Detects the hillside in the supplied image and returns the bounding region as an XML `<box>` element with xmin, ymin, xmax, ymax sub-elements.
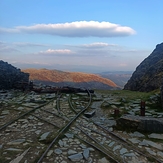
<box><xmin>124</xmin><ymin>42</ymin><xmax>163</xmax><ymax>92</ymax></box>
<box><xmin>23</xmin><ymin>68</ymin><xmax>119</xmax><ymax>90</ymax></box>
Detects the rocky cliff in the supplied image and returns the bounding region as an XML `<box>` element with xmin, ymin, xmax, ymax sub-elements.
<box><xmin>0</xmin><ymin>60</ymin><xmax>29</xmax><ymax>90</ymax></box>
<box><xmin>124</xmin><ymin>43</ymin><xmax>163</xmax><ymax>92</ymax></box>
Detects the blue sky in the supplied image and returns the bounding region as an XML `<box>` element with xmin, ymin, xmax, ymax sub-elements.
<box><xmin>0</xmin><ymin>0</ymin><xmax>163</xmax><ymax>73</ymax></box>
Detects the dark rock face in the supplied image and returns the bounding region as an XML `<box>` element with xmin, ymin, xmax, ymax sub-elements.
<box><xmin>124</xmin><ymin>43</ymin><xmax>163</xmax><ymax>92</ymax></box>
<box><xmin>0</xmin><ymin>60</ymin><xmax>29</xmax><ymax>90</ymax></box>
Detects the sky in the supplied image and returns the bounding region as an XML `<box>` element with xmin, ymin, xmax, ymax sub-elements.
<box><xmin>0</xmin><ymin>0</ymin><xmax>163</xmax><ymax>73</ymax></box>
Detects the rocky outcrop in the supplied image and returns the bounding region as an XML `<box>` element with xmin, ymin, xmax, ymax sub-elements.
<box><xmin>124</xmin><ymin>43</ymin><xmax>163</xmax><ymax>92</ymax></box>
<box><xmin>0</xmin><ymin>60</ymin><xmax>29</xmax><ymax>90</ymax></box>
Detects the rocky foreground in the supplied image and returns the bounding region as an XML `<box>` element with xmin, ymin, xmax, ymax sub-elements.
<box><xmin>0</xmin><ymin>89</ymin><xmax>163</xmax><ymax>163</ymax></box>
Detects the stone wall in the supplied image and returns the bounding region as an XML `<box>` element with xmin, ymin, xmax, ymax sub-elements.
<box><xmin>0</xmin><ymin>60</ymin><xmax>29</xmax><ymax>90</ymax></box>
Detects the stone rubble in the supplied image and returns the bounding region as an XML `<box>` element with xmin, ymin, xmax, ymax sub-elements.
<box><xmin>0</xmin><ymin>90</ymin><xmax>163</xmax><ymax>162</ymax></box>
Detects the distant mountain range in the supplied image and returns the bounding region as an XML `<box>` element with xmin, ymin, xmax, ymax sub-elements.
<box><xmin>23</xmin><ymin>68</ymin><xmax>127</xmax><ymax>90</ymax></box>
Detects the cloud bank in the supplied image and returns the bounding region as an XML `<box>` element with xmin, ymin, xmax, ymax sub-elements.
<box><xmin>0</xmin><ymin>21</ymin><xmax>135</xmax><ymax>37</ymax></box>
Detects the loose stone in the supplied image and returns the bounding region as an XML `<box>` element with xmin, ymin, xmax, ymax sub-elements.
<box><xmin>7</xmin><ymin>139</ymin><xmax>26</xmax><ymax>145</ymax></box>
<box><xmin>5</xmin><ymin>148</ymin><xmax>23</xmax><ymax>152</ymax></box>
<box><xmin>108</xmin><ymin>141</ymin><xmax>115</xmax><ymax>147</ymax></box>
<box><xmin>83</xmin><ymin>148</ymin><xmax>89</xmax><ymax>160</ymax></box>
<box><xmin>80</xmin><ymin>144</ymin><xmax>87</xmax><ymax>149</ymax></box>
<box><xmin>47</xmin><ymin>150</ymin><xmax>53</xmax><ymax>157</ymax></box>
<box><xmin>65</xmin><ymin>133</ymin><xmax>74</xmax><ymax>138</ymax></box>
<box><xmin>148</xmin><ymin>133</ymin><xmax>163</xmax><ymax>140</ymax></box>
<box><xmin>129</xmin><ymin>131</ymin><xmax>145</xmax><ymax>138</ymax></box>
<box><xmin>120</xmin><ymin>148</ymin><xmax>128</xmax><ymax>155</ymax></box>
<box><xmin>68</xmin><ymin>153</ymin><xmax>83</xmax><ymax>162</ymax></box>
<box><xmin>39</xmin><ymin>132</ymin><xmax>51</xmax><ymax>141</ymax></box>
<box><xmin>98</xmin><ymin>157</ymin><xmax>109</xmax><ymax>163</ymax></box>
<box><xmin>58</xmin><ymin>140</ymin><xmax>64</xmax><ymax>147</ymax></box>
<box><xmin>68</xmin><ymin>149</ymin><xmax>77</xmax><ymax>155</ymax></box>
<box><xmin>113</xmin><ymin>145</ymin><xmax>121</xmax><ymax>152</ymax></box>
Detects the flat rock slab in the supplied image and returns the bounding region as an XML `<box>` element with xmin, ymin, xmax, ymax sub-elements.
<box><xmin>54</xmin><ymin>149</ymin><xmax>62</xmax><ymax>155</ymax></box>
<box><xmin>65</xmin><ymin>133</ymin><xmax>74</xmax><ymax>138</ymax></box>
<box><xmin>7</xmin><ymin>139</ymin><xmax>26</xmax><ymax>145</ymax></box>
<box><xmin>148</xmin><ymin>133</ymin><xmax>163</xmax><ymax>140</ymax></box>
<box><xmin>68</xmin><ymin>153</ymin><xmax>83</xmax><ymax>162</ymax></box>
<box><xmin>84</xmin><ymin>110</ymin><xmax>95</xmax><ymax>118</ymax></box>
<box><xmin>68</xmin><ymin>149</ymin><xmax>77</xmax><ymax>155</ymax></box>
<box><xmin>98</xmin><ymin>157</ymin><xmax>109</xmax><ymax>163</ymax></box>
<box><xmin>117</xmin><ymin>115</ymin><xmax>163</xmax><ymax>133</ymax></box>
<box><xmin>140</xmin><ymin>139</ymin><xmax>163</xmax><ymax>150</ymax></box>
<box><xmin>83</xmin><ymin>148</ymin><xmax>89</xmax><ymax>160</ymax></box>
<box><xmin>129</xmin><ymin>131</ymin><xmax>145</xmax><ymax>138</ymax></box>
<box><xmin>39</xmin><ymin>131</ymin><xmax>51</xmax><ymax>141</ymax></box>
<box><xmin>5</xmin><ymin>148</ymin><xmax>23</xmax><ymax>152</ymax></box>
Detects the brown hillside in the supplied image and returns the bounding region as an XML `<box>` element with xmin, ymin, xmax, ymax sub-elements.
<box><xmin>23</xmin><ymin>68</ymin><xmax>117</xmax><ymax>87</ymax></box>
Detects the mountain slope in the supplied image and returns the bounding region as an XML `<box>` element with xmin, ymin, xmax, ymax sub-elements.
<box><xmin>124</xmin><ymin>42</ymin><xmax>163</xmax><ymax>92</ymax></box>
<box><xmin>0</xmin><ymin>60</ymin><xmax>29</xmax><ymax>89</ymax></box>
<box><xmin>23</xmin><ymin>68</ymin><xmax>119</xmax><ymax>90</ymax></box>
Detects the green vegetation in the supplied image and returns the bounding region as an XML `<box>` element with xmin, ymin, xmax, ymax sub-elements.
<box><xmin>96</xmin><ymin>89</ymin><xmax>160</xmax><ymax>102</ymax></box>
<box><xmin>95</xmin><ymin>89</ymin><xmax>162</xmax><ymax>121</ymax></box>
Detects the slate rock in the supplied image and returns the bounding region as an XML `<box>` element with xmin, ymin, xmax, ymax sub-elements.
<box><xmin>5</xmin><ymin>148</ymin><xmax>23</xmax><ymax>152</ymax></box>
<box><xmin>54</xmin><ymin>149</ymin><xmax>62</xmax><ymax>155</ymax></box>
<box><xmin>7</xmin><ymin>139</ymin><xmax>26</xmax><ymax>145</ymax></box>
<box><xmin>68</xmin><ymin>153</ymin><xmax>83</xmax><ymax>162</ymax></box>
<box><xmin>148</xmin><ymin>133</ymin><xmax>163</xmax><ymax>140</ymax></box>
<box><xmin>65</xmin><ymin>133</ymin><xmax>74</xmax><ymax>138</ymax></box>
<box><xmin>120</xmin><ymin>148</ymin><xmax>128</xmax><ymax>155</ymax></box>
<box><xmin>39</xmin><ymin>132</ymin><xmax>50</xmax><ymax>141</ymax></box>
<box><xmin>83</xmin><ymin>148</ymin><xmax>89</xmax><ymax>160</ymax></box>
<box><xmin>98</xmin><ymin>157</ymin><xmax>109</xmax><ymax>163</ymax></box>
<box><xmin>68</xmin><ymin>149</ymin><xmax>77</xmax><ymax>155</ymax></box>
<box><xmin>129</xmin><ymin>131</ymin><xmax>145</xmax><ymax>138</ymax></box>
<box><xmin>58</xmin><ymin>140</ymin><xmax>64</xmax><ymax>147</ymax></box>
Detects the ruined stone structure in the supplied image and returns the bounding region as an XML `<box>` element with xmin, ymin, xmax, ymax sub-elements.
<box><xmin>0</xmin><ymin>60</ymin><xmax>29</xmax><ymax>90</ymax></box>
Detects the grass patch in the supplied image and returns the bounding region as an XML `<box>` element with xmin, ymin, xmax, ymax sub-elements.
<box><xmin>96</xmin><ymin>90</ymin><xmax>160</xmax><ymax>102</ymax></box>
<box><xmin>96</xmin><ymin>89</ymin><xmax>163</xmax><ymax>112</ymax></box>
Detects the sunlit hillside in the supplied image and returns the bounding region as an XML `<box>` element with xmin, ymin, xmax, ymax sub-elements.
<box><xmin>23</xmin><ymin>68</ymin><xmax>118</xmax><ymax>88</ymax></box>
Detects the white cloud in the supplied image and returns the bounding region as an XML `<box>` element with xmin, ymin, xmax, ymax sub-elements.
<box><xmin>38</xmin><ymin>49</ymin><xmax>74</xmax><ymax>55</ymax></box>
<box><xmin>82</xmin><ymin>42</ymin><xmax>116</xmax><ymax>48</ymax></box>
<box><xmin>0</xmin><ymin>27</ymin><xmax>19</xmax><ymax>33</ymax></box>
<box><xmin>0</xmin><ymin>21</ymin><xmax>136</xmax><ymax>37</ymax></box>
